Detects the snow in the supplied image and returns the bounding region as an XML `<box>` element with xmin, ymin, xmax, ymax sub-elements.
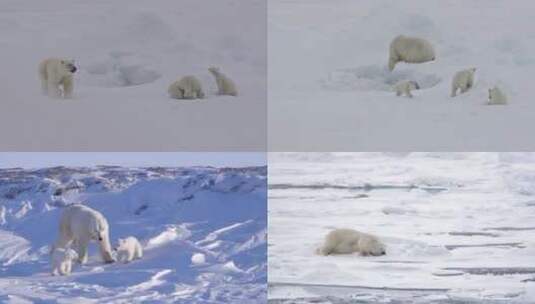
<box><xmin>268</xmin><ymin>153</ymin><xmax>535</xmax><ymax>303</ymax></box>
<box><xmin>0</xmin><ymin>165</ymin><xmax>267</xmax><ymax>303</ymax></box>
<box><xmin>268</xmin><ymin>0</ymin><xmax>535</xmax><ymax>151</ymax></box>
<box><xmin>0</xmin><ymin>0</ymin><xmax>266</xmax><ymax>150</ymax></box>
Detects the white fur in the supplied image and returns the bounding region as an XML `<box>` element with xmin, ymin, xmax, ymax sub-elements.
<box><xmin>52</xmin><ymin>204</ymin><xmax>114</xmax><ymax>264</ymax></box>
<box><xmin>115</xmin><ymin>236</ymin><xmax>143</xmax><ymax>263</ymax></box>
<box><xmin>38</xmin><ymin>58</ymin><xmax>77</xmax><ymax>98</ymax></box>
<box><xmin>316</xmin><ymin>229</ymin><xmax>386</xmax><ymax>256</ymax></box>
<box><xmin>208</xmin><ymin>67</ymin><xmax>238</xmax><ymax>96</ymax></box>
<box><xmin>488</xmin><ymin>86</ymin><xmax>507</xmax><ymax>105</ymax></box>
<box><xmin>388</xmin><ymin>35</ymin><xmax>436</xmax><ymax>71</ymax></box>
<box><xmin>451</xmin><ymin>68</ymin><xmax>476</xmax><ymax>97</ymax></box>
<box><xmin>394</xmin><ymin>80</ymin><xmax>420</xmax><ymax>98</ymax></box>
<box><xmin>168</xmin><ymin>76</ymin><xmax>205</xmax><ymax>99</ymax></box>
<box><xmin>51</xmin><ymin>247</ymin><xmax>78</xmax><ymax>276</ymax></box>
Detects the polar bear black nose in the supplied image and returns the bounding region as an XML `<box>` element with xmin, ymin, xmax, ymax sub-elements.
<box><xmin>70</xmin><ymin>66</ymin><xmax>77</xmax><ymax>73</ymax></box>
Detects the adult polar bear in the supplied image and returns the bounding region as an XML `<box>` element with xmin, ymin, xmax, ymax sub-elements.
<box><xmin>388</xmin><ymin>35</ymin><xmax>436</xmax><ymax>71</ymax></box>
<box><xmin>53</xmin><ymin>204</ymin><xmax>114</xmax><ymax>264</ymax></box>
<box><xmin>317</xmin><ymin>228</ymin><xmax>386</xmax><ymax>256</ymax></box>
<box><xmin>38</xmin><ymin>58</ymin><xmax>77</xmax><ymax>98</ymax></box>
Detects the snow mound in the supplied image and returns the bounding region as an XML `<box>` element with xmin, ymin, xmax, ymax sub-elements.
<box><xmin>322</xmin><ymin>65</ymin><xmax>441</xmax><ymax>92</ymax></box>
<box><xmin>191</xmin><ymin>253</ymin><xmax>206</xmax><ymax>265</ymax></box>
<box><xmin>79</xmin><ymin>52</ymin><xmax>161</xmax><ymax>87</ymax></box>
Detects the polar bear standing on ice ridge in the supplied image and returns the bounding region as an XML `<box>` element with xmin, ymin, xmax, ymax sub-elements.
<box><xmin>388</xmin><ymin>35</ymin><xmax>436</xmax><ymax>71</ymax></box>
<box><xmin>38</xmin><ymin>58</ymin><xmax>77</xmax><ymax>98</ymax></box>
<box><xmin>52</xmin><ymin>204</ymin><xmax>115</xmax><ymax>264</ymax></box>
<box><xmin>51</xmin><ymin>247</ymin><xmax>78</xmax><ymax>276</ymax></box>
<box><xmin>115</xmin><ymin>236</ymin><xmax>143</xmax><ymax>263</ymax></box>
<box><xmin>451</xmin><ymin>68</ymin><xmax>476</xmax><ymax>97</ymax></box>
<box><xmin>208</xmin><ymin>67</ymin><xmax>238</xmax><ymax>96</ymax></box>
<box><xmin>168</xmin><ymin>76</ymin><xmax>205</xmax><ymax>99</ymax></box>
<box><xmin>316</xmin><ymin>228</ymin><xmax>386</xmax><ymax>256</ymax></box>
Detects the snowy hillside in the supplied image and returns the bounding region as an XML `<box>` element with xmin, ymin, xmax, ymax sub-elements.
<box><xmin>268</xmin><ymin>153</ymin><xmax>535</xmax><ymax>303</ymax></box>
<box><xmin>269</xmin><ymin>0</ymin><xmax>535</xmax><ymax>151</ymax></box>
<box><xmin>0</xmin><ymin>0</ymin><xmax>266</xmax><ymax>150</ymax></box>
<box><xmin>0</xmin><ymin>165</ymin><xmax>267</xmax><ymax>303</ymax></box>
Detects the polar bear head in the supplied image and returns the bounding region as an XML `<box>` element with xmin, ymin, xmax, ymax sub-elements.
<box><xmin>208</xmin><ymin>66</ymin><xmax>220</xmax><ymax>74</ymax></box>
<box><xmin>409</xmin><ymin>81</ymin><xmax>420</xmax><ymax>90</ymax></box>
<box><xmin>60</xmin><ymin>59</ymin><xmax>77</xmax><ymax>74</ymax></box>
<box><xmin>359</xmin><ymin>236</ymin><xmax>386</xmax><ymax>256</ymax></box>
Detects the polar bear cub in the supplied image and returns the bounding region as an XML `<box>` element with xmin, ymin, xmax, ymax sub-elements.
<box><xmin>115</xmin><ymin>236</ymin><xmax>143</xmax><ymax>263</ymax></box>
<box><xmin>39</xmin><ymin>58</ymin><xmax>77</xmax><ymax>98</ymax></box>
<box><xmin>394</xmin><ymin>80</ymin><xmax>420</xmax><ymax>98</ymax></box>
<box><xmin>488</xmin><ymin>86</ymin><xmax>507</xmax><ymax>105</ymax></box>
<box><xmin>317</xmin><ymin>228</ymin><xmax>386</xmax><ymax>256</ymax></box>
<box><xmin>51</xmin><ymin>247</ymin><xmax>78</xmax><ymax>276</ymax></box>
<box><xmin>388</xmin><ymin>35</ymin><xmax>436</xmax><ymax>71</ymax></box>
<box><xmin>451</xmin><ymin>68</ymin><xmax>476</xmax><ymax>97</ymax></box>
<box><xmin>168</xmin><ymin>76</ymin><xmax>205</xmax><ymax>99</ymax></box>
<box><xmin>208</xmin><ymin>67</ymin><xmax>238</xmax><ymax>96</ymax></box>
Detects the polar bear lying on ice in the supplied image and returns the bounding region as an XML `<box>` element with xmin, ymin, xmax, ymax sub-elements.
<box><xmin>52</xmin><ymin>204</ymin><xmax>115</xmax><ymax>264</ymax></box>
<box><xmin>394</xmin><ymin>80</ymin><xmax>420</xmax><ymax>98</ymax></box>
<box><xmin>114</xmin><ymin>236</ymin><xmax>143</xmax><ymax>263</ymax></box>
<box><xmin>39</xmin><ymin>58</ymin><xmax>77</xmax><ymax>98</ymax></box>
<box><xmin>168</xmin><ymin>76</ymin><xmax>205</xmax><ymax>99</ymax></box>
<box><xmin>388</xmin><ymin>35</ymin><xmax>436</xmax><ymax>71</ymax></box>
<box><xmin>316</xmin><ymin>228</ymin><xmax>386</xmax><ymax>256</ymax></box>
<box><xmin>51</xmin><ymin>247</ymin><xmax>78</xmax><ymax>276</ymax></box>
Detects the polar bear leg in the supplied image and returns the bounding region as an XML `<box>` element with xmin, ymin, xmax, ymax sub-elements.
<box><xmin>197</xmin><ymin>89</ymin><xmax>205</xmax><ymax>99</ymax></box>
<box><xmin>451</xmin><ymin>85</ymin><xmax>458</xmax><ymax>97</ymax></box>
<box><xmin>63</xmin><ymin>77</ymin><xmax>73</xmax><ymax>99</ymax></box>
<box><xmin>75</xmin><ymin>238</ymin><xmax>89</xmax><ymax>264</ymax></box>
<box><xmin>59</xmin><ymin>261</ymin><xmax>68</xmax><ymax>275</ymax></box>
<box><xmin>460</xmin><ymin>84</ymin><xmax>469</xmax><ymax>93</ymax></box>
<box><xmin>41</xmin><ymin>78</ymin><xmax>49</xmax><ymax>95</ymax></box>
<box><xmin>47</xmin><ymin>78</ymin><xmax>61</xmax><ymax>98</ymax></box>
<box><xmin>135</xmin><ymin>244</ymin><xmax>143</xmax><ymax>259</ymax></box>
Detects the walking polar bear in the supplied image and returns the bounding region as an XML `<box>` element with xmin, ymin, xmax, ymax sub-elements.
<box><xmin>394</xmin><ymin>80</ymin><xmax>420</xmax><ymax>98</ymax></box>
<box><xmin>52</xmin><ymin>204</ymin><xmax>114</xmax><ymax>264</ymax></box>
<box><xmin>51</xmin><ymin>247</ymin><xmax>78</xmax><ymax>276</ymax></box>
<box><xmin>316</xmin><ymin>229</ymin><xmax>386</xmax><ymax>256</ymax></box>
<box><xmin>168</xmin><ymin>76</ymin><xmax>205</xmax><ymax>99</ymax></box>
<box><xmin>451</xmin><ymin>68</ymin><xmax>476</xmax><ymax>97</ymax></box>
<box><xmin>39</xmin><ymin>58</ymin><xmax>77</xmax><ymax>98</ymax></box>
<box><xmin>115</xmin><ymin>236</ymin><xmax>143</xmax><ymax>263</ymax></box>
<box><xmin>208</xmin><ymin>67</ymin><xmax>238</xmax><ymax>96</ymax></box>
<box><xmin>388</xmin><ymin>35</ymin><xmax>436</xmax><ymax>71</ymax></box>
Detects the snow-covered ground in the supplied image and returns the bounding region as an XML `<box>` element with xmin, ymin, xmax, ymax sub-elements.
<box><xmin>268</xmin><ymin>0</ymin><xmax>535</xmax><ymax>151</ymax></box>
<box><xmin>268</xmin><ymin>153</ymin><xmax>535</xmax><ymax>303</ymax></box>
<box><xmin>0</xmin><ymin>0</ymin><xmax>266</xmax><ymax>150</ymax></box>
<box><xmin>0</xmin><ymin>165</ymin><xmax>267</xmax><ymax>303</ymax></box>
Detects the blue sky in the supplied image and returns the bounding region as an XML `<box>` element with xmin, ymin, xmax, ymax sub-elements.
<box><xmin>0</xmin><ymin>153</ymin><xmax>266</xmax><ymax>168</ymax></box>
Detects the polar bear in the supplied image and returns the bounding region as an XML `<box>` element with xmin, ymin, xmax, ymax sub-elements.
<box><xmin>51</xmin><ymin>247</ymin><xmax>78</xmax><ymax>276</ymax></box>
<box><xmin>52</xmin><ymin>204</ymin><xmax>114</xmax><ymax>264</ymax></box>
<box><xmin>114</xmin><ymin>236</ymin><xmax>143</xmax><ymax>263</ymax></box>
<box><xmin>38</xmin><ymin>58</ymin><xmax>77</xmax><ymax>98</ymax></box>
<box><xmin>388</xmin><ymin>35</ymin><xmax>436</xmax><ymax>71</ymax></box>
<box><xmin>208</xmin><ymin>67</ymin><xmax>238</xmax><ymax>96</ymax></box>
<box><xmin>451</xmin><ymin>68</ymin><xmax>476</xmax><ymax>97</ymax></box>
<box><xmin>316</xmin><ymin>228</ymin><xmax>386</xmax><ymax>256</ymax></box>
<box><xmin>168</xmin><ymin>76</ymin><xmax>205</xmax><ymax>99</ymax></box>
<box><xmin>488</xmin><ymin>86</ymin><xmax>507</xmax><ymax>105</ymax></box>
<box><xmin>394</xmin><ymin>80</ymin><xmax>420</xmax><ymax>98</ymax></box>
